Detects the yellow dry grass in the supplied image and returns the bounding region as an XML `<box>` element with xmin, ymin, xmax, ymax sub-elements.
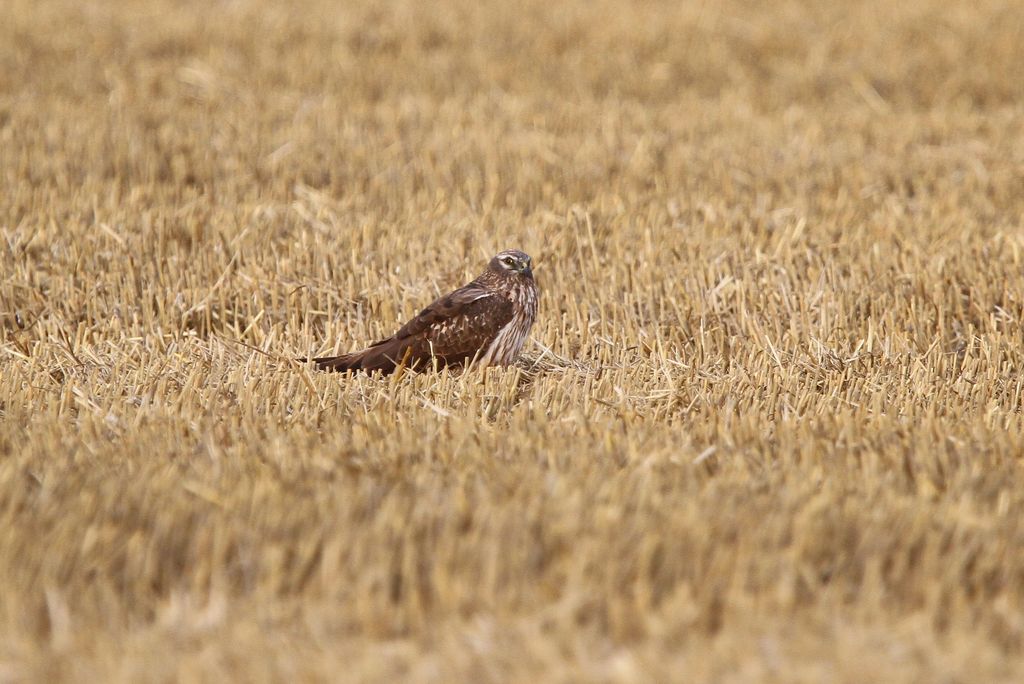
<box><xmin>3</xmin><ymin>0</ymin><xmax>1024</xmax><ymax>681</ymax></box>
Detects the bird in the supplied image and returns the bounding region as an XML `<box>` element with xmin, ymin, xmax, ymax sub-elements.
<box><xmin>310</xmin><ymin>249</ymin><xmax>538</xmax><ymax>374</ymax></box>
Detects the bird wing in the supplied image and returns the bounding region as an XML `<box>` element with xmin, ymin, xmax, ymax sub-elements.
<box><xmin>392</xmin><ymin>284</ymin><xmax>503</xmax><ymax>339</ymax></box>
<box><xmin>355</xmin><ymin>284</ymin><xmax>514</xmax><ymax>370</ymax></box>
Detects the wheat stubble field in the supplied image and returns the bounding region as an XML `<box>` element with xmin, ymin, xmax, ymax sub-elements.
<box><xmin>3</xmin><ymin>0</ymin><xmax>1024</xmax><ymax>681</ymax></box>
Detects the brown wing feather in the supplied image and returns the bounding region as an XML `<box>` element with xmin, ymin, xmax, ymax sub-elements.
<box><xmin>314</xmin><ymin>284</ymin><xmax>513</xmax><ymax>374</ymax></box>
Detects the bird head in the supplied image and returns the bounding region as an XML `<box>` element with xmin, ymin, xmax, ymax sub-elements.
<box><xmin>490</xmin><ymin>249</ymin><xmax>533</xmax><ymax>279</ymax></box>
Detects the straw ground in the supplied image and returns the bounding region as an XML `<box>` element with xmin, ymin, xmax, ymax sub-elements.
<box><xmin>2</xmin><ymin>0</ymin><xmax>1024</xmax><ymax>681</ymax></box>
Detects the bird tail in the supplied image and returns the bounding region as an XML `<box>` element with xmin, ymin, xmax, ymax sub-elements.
<box><xmin>302</xmin><ymin>342</ymin><xmax>412</xmax><ymax>375</ymax></box>
<box><xmin>309</xmin><ymin>353</ymin><xmax>364</xmax><ymax>373</ymax></box>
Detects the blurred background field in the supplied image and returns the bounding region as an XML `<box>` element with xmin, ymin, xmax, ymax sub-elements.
<box><xmin>2</xmin><ymin>0</ymin><xmax>1024</xmax><ymax>681</ymax></box>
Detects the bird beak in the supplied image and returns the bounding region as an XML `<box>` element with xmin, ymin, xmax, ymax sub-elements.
<box><xmin>523</xmin><ymin>264</ymin><xmax>533</xmax><ymax>278</ymax></box>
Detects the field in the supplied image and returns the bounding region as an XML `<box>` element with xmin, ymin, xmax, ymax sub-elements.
<box><xmin>3</xmin><ymin>0</ymin><xmax>1024</xmax><ymax>680</ymax></box>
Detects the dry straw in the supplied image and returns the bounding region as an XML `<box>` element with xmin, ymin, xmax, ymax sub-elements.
<box><xmin>2</xmin><ymin>0</ymin><xmax>1024</xmax><ymax>681</ymax></box>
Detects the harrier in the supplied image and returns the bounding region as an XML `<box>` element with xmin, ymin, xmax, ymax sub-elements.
<box><xmin>310</xmin><ymin>249</ymin><xmax>538</xmax><ymax>374</ymax></box>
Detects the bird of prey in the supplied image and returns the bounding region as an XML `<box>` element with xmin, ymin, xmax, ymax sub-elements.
<box><xmin>311</xmin><ymin>249</ymin><xmax>538</xmax><ymax>374</ymax></box>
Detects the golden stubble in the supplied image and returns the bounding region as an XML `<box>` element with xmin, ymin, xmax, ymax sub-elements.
<box><xmin>2</xmin><ymin>0</ymin><xmax>1024</xmax><ymax>681</ymax></box>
